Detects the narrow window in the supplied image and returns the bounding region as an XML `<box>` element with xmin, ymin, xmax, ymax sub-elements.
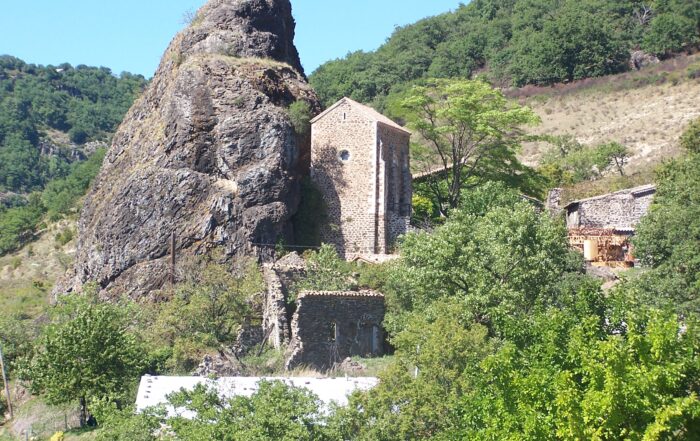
<box><xmin>329</xmin><ymin>322</ymin><xmax>338</xmax><ymax>342</ymax></box>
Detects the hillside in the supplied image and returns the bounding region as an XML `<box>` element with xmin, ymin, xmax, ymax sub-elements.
<box><xmin>0</xmin><ymin>55</ymin><xmax>146</xmax><ymax>195</ymax></box>
<box><xmin>310</xmin><ymin>0</ymin><xmax>700</xmax><ymax>108</ymax></box>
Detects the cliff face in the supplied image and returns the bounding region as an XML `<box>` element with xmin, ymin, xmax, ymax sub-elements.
<box><xmin>56</xmin><ymin>0</ymin><xmax>320</xmax><ymax>298</ymax></box>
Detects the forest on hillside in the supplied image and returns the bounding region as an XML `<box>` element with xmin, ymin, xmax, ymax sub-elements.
<box><xmin>0</xmin><ymin>55</ymin><xmax>146</xmax><ymax>194</ymax></box>
<box><xmin>0</xmin><ymin>56</ymin><xmax>146</xmax><ymax>256</ymax></box>
<box><xmin>310</xmin><ymin>0</ymin><xmax>700</xmax><ymax>108</ymax></box>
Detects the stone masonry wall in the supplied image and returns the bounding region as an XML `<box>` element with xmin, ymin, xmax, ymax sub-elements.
<box><xmin>378</xmin><ymin>124</ymin><xmax>412</xmax><ymax>251</ymax></box>
<box><xmin>285</xmin><ymin>291</ymin><xmax>385</xmax><ymax>370</ymax></box>
<box><xmin>311</xmin><ymin>100</ymin><xmax>411</xmax><ymax>258</ymax></box>
<box><xmin>567</xmin><ymin>186</ymin><xmax>655</xmax><ymax>229</ymax></box>
<box><xmin>311</xmin><ymin>101</ymin><xmax>377</xmax><ymax>257</ymax></box>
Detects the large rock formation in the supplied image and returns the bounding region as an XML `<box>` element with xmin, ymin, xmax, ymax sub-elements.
<box><xmin>55</xmin><ymin>0</ymin><xmax>320</xmax><ymax>298</ymax></box>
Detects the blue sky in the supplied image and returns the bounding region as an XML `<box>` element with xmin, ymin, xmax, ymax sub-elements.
<box><xmin>0</xmin><ymin>0</ymin><xmax>462</xmax><ymax>78</ymax></box>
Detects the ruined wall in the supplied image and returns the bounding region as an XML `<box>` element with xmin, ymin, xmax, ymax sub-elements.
<box><xmin>567</xmin><ymin>186</ymin><xmax>655</xmax><ymax>229</ymax></box>
<box><xmin>285</xmin><ymin>291</ymin><xmax>385</xmax><ymax>370</ymax></box>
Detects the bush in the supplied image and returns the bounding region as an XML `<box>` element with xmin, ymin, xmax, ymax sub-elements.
<box><xmin>288</xmin><ymin>100</ymin><xmax>312</xmax><ymax>135</ymax></box>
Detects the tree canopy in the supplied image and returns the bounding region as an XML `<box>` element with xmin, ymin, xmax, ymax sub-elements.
<box><xmin>310</xmin><ymin>0</ymin><xmax>700</xmax><ymax>107</ymax></box>
<box><xmin>0</xmin><ymin>56</ymin><xmax>145</xmax><ymax>193</ymax></box>
<box><xmin>400</xmin><ymin>79</ymin><xmax>540</xmax><ymax>214</ymax></box>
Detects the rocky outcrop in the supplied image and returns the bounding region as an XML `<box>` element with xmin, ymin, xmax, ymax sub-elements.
<box><xmin>54</xmin><ymin>0</ymin><xmax>320</xmax><ymax>298</ymax></box>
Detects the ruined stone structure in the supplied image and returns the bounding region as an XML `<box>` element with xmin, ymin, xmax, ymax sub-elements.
<box><xmin>310</xmin><ymin>98</ymin><xmax>412</xmax><ymax>259</ymax></box>
<box><xmin>286</xmin><ymin>291</ymin><xmax>385</xmax><ymax>370</ymax></box>
<box><xmin>563</xmin><ymin>184</ymin><xmax>656</xmax><ymax>229</ymax></box>
<box><xmin>548</xmin><ymin>184</ymin><xmax>656</xmax><ymax>267</ymax></box>
<box><xmin>259</xmin><ymin>253</ymin><xmax>386</xmax><ymax>370</ymax></box>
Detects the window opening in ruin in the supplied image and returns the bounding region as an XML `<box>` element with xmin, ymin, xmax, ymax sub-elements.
<box><xmin>338</xmin><ymin>150</ymin><xmax>350</xmax><ymax>162</ymax></box>
<box><xmin>329</xmin><ymin>322</ymin><xmax>338</xmax><ymax>342</ymax></box>
<box><xmin>342</xmin><ymin>112</ymin><xmax>347</xmax><ymax>121</ymax></box>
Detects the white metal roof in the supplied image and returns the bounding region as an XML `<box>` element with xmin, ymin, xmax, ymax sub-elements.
<box><xmin>135</xmin><ymin>376</ymin><xmax>379</xmax><ymax>417</ymax></box>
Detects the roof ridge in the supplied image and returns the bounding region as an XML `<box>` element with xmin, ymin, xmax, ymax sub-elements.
<box><xmin>310</xmin><ymin>97</ymin><xmax>410</xmax><ymax>134</ymax></box>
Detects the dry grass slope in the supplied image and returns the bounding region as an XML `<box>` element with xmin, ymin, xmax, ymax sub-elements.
<box><xmin>518</xmin><ymin>53</ymin><xmax>700</xmax><ymax>174</ymax></box>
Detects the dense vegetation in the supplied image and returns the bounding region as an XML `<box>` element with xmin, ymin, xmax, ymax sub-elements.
<box><xmin>0</xmin><ymin>55</ymin><xmax>146</xmax><ymax>193</ymax></box>
<box><xmin>42</xmin><ymin>178</ymin><xmax>698</xmax><ymax>439</ymax></box>
<box><xmin>0</xmin><ymin>148</ymin><xmax>105</xmax><ymax>255</ymax></box>
<box><xmin>310</xmin><ymin>0</ymin><xmax>700</xmax><ymax>108</ymax></box>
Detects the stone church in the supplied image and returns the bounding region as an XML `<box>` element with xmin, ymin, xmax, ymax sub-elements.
<box><xmin>310</xmin><ymin>97</ymin><xmax>412</xmax><ymax>259</ymax></box>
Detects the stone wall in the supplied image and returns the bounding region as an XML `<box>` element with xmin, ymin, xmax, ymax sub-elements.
<box><xmin>285</xmin><ymin>291</ymin><xmax>385</xmax><ymax>370</ymax></box>
<box><xmin>566</xmin><ymin>185</ymin><xmax>655</xmax><ymax>229</ymax></box>
<box><xmin>310</xmin><ymin>98</ymin><xmax>411</xmax><ymax>259</ymax></box>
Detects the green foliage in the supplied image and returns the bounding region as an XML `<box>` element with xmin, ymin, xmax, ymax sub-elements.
<box><xmin>292</xmin><ymin>244</ymin><xmax>354</xmax><ymax>301</ymax></box>
<box><xmin>540</xmin><ymin>136</ymin><xmax>632</xmax><ymax>187</ymax></box>
<box><xmin>681</xmin><ymin>117</ymin><xmax>700</xmax><ymax>153</ymax></box>
<box><xmin>643</xmin><ymin>12</ymin><xmax>699</xmax><ymax>56</ymax></box>
<box><xmin>41</xmin><ymin>148</ymin><xmax>106</xmax><ymax>219</ymax></box>
<box><xmin>21</xmin><ymin>292</ymin><xmax>147</xmax><ymax>425</ymax></box>
<box><xmin>0</xmin><ymin>56</ymin><xmax>145</xmax><ymax>193</ymax></box>
<box><xmin>0</xmin><ymin>193</ymin><xmax>45</xmax><ymax>255</ymax></box>
<box><xmin>166</xmin><ymin>381</ymin><xmax>330</xmax><ymax>440</ymax></box>
<box><xmin>54</xmin><ymin>227</ymin><xmax>75</xmax><ymax>247</ymax></box>
<box><xmin>388</xmin><ymin>183</ymin><xmax>573</xmax><ymax>337</ymax></box>
<box><xmin>288</xmin><ymin>100</ymin><xmax>312</xmax><ymax>135</ymax></box>
<box><xmin>633</xmin><ymin>151</ymin><xmax>700</xmax><ymax>315</ymax></box>
<box><xmin>0</xmin><ymin>149</ymin><xmax>104</xmax><ymax>256</ymax></box>
<box><xmin>310</xmin><ymin>0</ymin><xmax>700</xmax><ymax>104</ymax></box>
<box><xmin>92</xmin><ymin>402</ymin><xmax>164</xmax><ymax>441</ymax></box>
<box><xmin>447</xmin><ymin>304</ymin><xmax>700</xmax><ymax>440</ymax></box>
<box><xmin>401</xmin><ymin>79</ymin><xmax>540</xmax><ymax>214</ymax></box>
<box><xmin>153</xmin><ymin>257</ymin><xmax>263</xmax><ymax>373</ymax></box>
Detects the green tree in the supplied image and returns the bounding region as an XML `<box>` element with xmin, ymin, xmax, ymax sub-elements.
<box><xmin>643</xmin><ymin>13</ymin><xmax>699</xmax><ymax>56</ymax></box>
<box><xmin>387</xmin><ymin>183</ymin><xmax>576</xmax><ymax>337</ymax></box>
<box><xmin>632</xmin><ymin>154</ymin><xmax>700</xmax><ymax>314</ymax></box>
<box><xmin>292</xmin><ymin>244</ymin><xmax>354</xmax><ymax>300</ymax></box>
<box><xmin>155</xmin><ymin>258</ymin><xmax>262</xmax><ymax>372</ymax></box>
<box><xmin>166</xmin><ymin>381</ymin><xmax>330</xmax><ymax>441</ymax></box>
<box><xmin>22</xmin><ymin>294</ymin><xmax>147</xmax><ymax>426</ymax></box>
<box><xmin>400</xmin><ymin>79</ymin><xmax>540</xmax><ymax>215</ymax></box>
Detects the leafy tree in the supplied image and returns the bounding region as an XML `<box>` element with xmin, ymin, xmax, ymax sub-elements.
<box><xmin>22</xmin><ymin>293</ymin><xmax>147</xmax><ymax>426</ymax></box>
<box><xmin>330</xmin><ymin>299</ymin><xmax>496</xmax><ymax>441</ymax></box>
<box><xmin>387</xmin><ymin>183</ymin><xmax>576</xmax><ymax>337</ymax></box>
<box><xmin>596</xmin><ymin>141</ymin><xmax>631</xmax><ymax>176</ymax></box>
<box><xmin>155</xmin><ymin>257</ymin><xmax>262</xmax><ymax>372</ymax></box>
<box><xmin>400</xmin><ymin>79</ymin><xmax>540</xmax><ymax>215</ymax></box>
<box><xmin>633</xmin><ymin>131</ymin><xmax>700</xmax><ymax>315</ymax></box>
<box><xmin>643</xmin><ymin>12</ymin><xmax>699</xmax><ymax>56</ymax></box>
<box><xmin>292</xmin><ymin>244</ymin><xmax>355</xmax><ymax>299</ymax></box>
<box><xmin>288</xmin><ymin>100</ymin><xmax>312</xmax><ymax>134</ymax></box>
<box><xmin>680</xmin><ymin>117</ymin><xmax>700</xmax><ymax>153</ymax></box>
<box><xmin>166</xmin><ymin>381</ymin><xmax>330</xmax><ymax>441</ymax></box>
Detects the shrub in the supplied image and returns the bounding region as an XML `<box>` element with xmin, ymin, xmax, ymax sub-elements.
<box><xmin>288</xmin><ymin>100</ymin><xmax>312</xmax><ymax>135</ymax></box>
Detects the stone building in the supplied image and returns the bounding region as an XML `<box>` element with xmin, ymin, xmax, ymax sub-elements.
<box><xmin>310</xmin><ymin>97</ymin><xmax>412</xmax><ymax>259</ymax></box>
<box><xmin>285</xmin><ymin>291</ymin><xmax>385</xmax><ymax>370</ymax></box>
<box><xmin>549</xmin><ymin>184</ymin><xmax>656</xmax><ymax>266</ymax></box>
<box><xmin>260</xmin><ymin>253</ymin><xmax>387</xmax><ymax>370</ymax></box>
<box><xmin>562</xmin><ymin>184</ymin><xmax>656</xmax><ymax>230</ymax></box>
